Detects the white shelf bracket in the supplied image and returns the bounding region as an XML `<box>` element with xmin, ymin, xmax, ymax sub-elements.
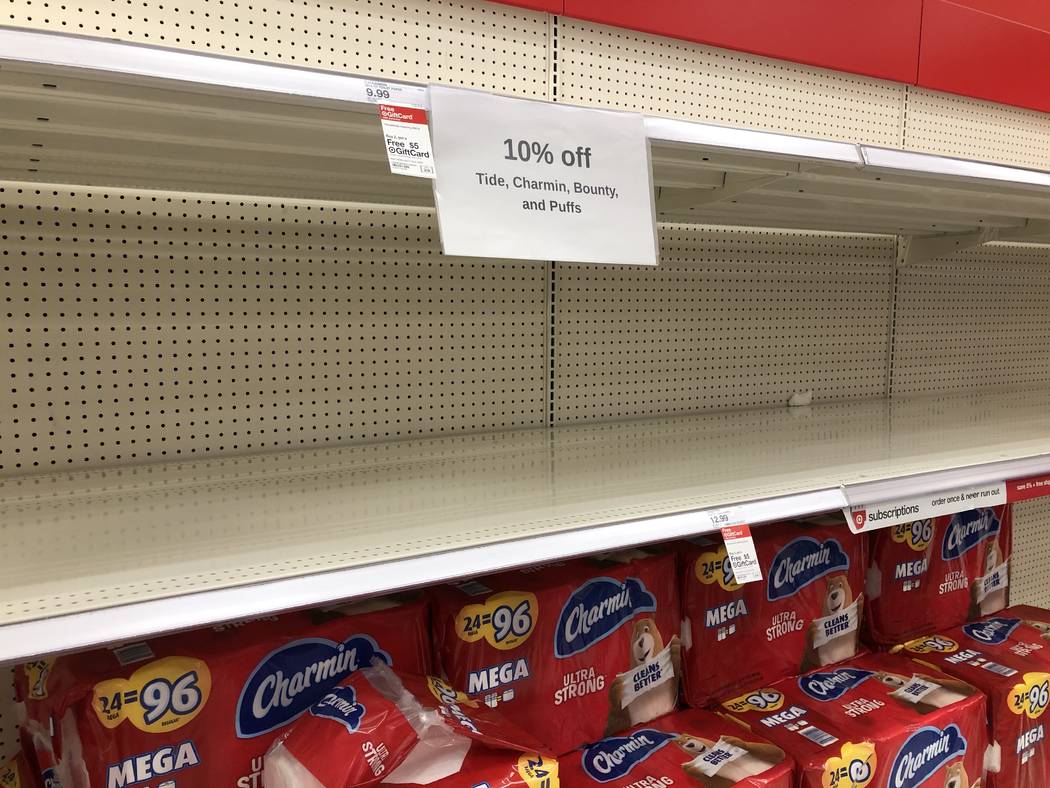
<box><xmin>657</xmin><ymin>173</ymin><xmax>785</xmax><ymax>213</ymax></box>
<box><xmin>898</xmin><ymin>228</ymin><xmax>999</xmax><ymax>266</ymax></box>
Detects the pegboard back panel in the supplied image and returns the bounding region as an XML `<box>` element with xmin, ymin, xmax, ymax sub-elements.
<box><xmin>0</xmin><ymin>182</ymin><xmax>549</xmax><ymax>474</ymax></box>
<box><xmin>553</xmin><ymin>226</ymin><xmax>895</xmax><ymax>422</ymax></box>
<box><xmin>903</xmin><ymin>87</ymin><xmax>1050</xmax><ymax>171</ymax></box>
<box><xmin>555</xmin><ymin>18</ymin><xmax>906</xmax><ymax>146</ymax></box>
<box><xmin>892</xmin><ymin>247</ymin><xmax>1050</xmax><ymax>396</ymax></box>
<box><xmin>1011</xmin><ymin>498</ymin><xmax>1050</xmax><ymax>608</ymax></box>
<box><xmin>3</xmin><ymin>0</ymin><xmax>550</xmax><ymax>98</ymax></box>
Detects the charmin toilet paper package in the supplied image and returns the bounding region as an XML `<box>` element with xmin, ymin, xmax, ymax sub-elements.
<box><xmin>896</xmin><ymin>605</ymin><xmax>1050</xmax><ymax>787</ymax></box>
<box><xmin>721</xmin><ymin>651</ymin><xmax>988</xmax><ymax>788</ymax></box>
<box><xmin>561</xmin><ymin>708</ymin><xmax>794</xmax><ymax>787</ymax></box>
<box><xmin>680</xmin><ymin>519</ymin><xmax>867</xmax><ymax>707</ymax></box>
<box><xmin>15</xmin><ymin>596</ymin><xmax>430</xmax><ymax>788</ymax></box>
<box><xmin>264</xmin><ymin>664</ymin><xmax>558</xmax><ymax>788</ymax></box>
<box><xmin>865</xmin><ymin>505</ymin><xmax>1012</xmax><ymax>645</ymax></box>
<box><xmin>432</xmin><ymin>549</ymin><xmax>681</xmax><ymax>755</ymax></box>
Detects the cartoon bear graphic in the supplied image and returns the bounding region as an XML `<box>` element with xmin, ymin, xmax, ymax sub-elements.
<box><xmin>801</xmin><ymin>574</ymin><xmax>862</xmax><ymax>671</ymax></box>
<box><xmin>944</xmin><ymin>761</ymin><xmax>979</xmax><ymax>788</ymax></box>
<box><xmin>605</xmin><ymin>618</ymin><xmax>682</xmax><ymax>735</ymax></box>
<box><xmin>675</xmin><ymin>734</ymin><xmax>785</xmax><ymax>787</ymax></box>
<box><xmin>1024</xmin><ymin>619</ymin><xmax>1050</xmax><ymax>641</ymax></box>
<box><xmin>970</xmin><ymin>537</ymin><xmax>1007</xmax><ymax>619</ymax></box>
<box><xmin>874</xmin><ymin>671</ymin><xmax>976</xmax><ymax>715</ymax></box>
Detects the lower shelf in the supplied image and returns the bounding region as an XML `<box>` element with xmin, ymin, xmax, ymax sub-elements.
<box><xmin>4</xmin><ymin>387</ymin><xmax>1050</xmax><ymax>664</ymax></box>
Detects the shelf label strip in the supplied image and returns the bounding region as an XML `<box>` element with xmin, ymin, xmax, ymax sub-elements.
<box><xmin>1007</xmin><ymin>473</ymin><xmax>1050</xmax><ymax>503</ymax></box>
<box><xmin>843</xmin><ymin>480</ymin><xmax>1006</xmax><ymax>533</ymax></box>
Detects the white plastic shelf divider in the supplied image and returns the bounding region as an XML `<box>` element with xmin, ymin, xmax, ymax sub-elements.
<box><xmin>5</xmin><ymin>28</ymin><xmax>1050</xmax><ymax>241</ymax></box>
<box><xmin>3</xmin><ymin>388</ymin><xmax>1050</xmax><ymax>664</ymax></box>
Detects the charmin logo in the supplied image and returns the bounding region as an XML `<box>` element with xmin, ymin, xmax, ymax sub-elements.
<box><xmin>580</xmin><ymin>730</ymin><xmax>676</xmax><ymax>782</ymax></box>
<box><xmin>309</xmin><ymin>685</ymin><xmax>366</xmax><ymax>732</ymax></box>
<box><xmin>426</xmin><ymin>675</ymin><xmax>482</xmax><ymax>735</ymax></box>
<box><xmin>767</xmin><ymin>537</ymin><xmax>850</xmax><ymax>602</ymax></box>
<box><xmin>554</xmin><ymin>577</ymin><xmax>657</xmax><ymax>659</ymax></box>
<box><xmin>236</xmin><ymin>635</ymin><xmax>390</xmax><ymax>738</ymax></box>
<box><xmin>942</xmin><ymin>509</ymin><xmax>1001</xmax><ymax>561</ymax></box>
<box><xmin>962</xmin><ymin>617</ymin><xmax>1021</xmax><ymax>646</ymax></box>
<box><xmin>799</xmin><ymin>668</ymin><xmax>874</xmax><ymax>702</ymax></box>
<box><xmin>889</xmin><ymin>725</ymin><xmax>967</xmax><ymax>788</ymax></box>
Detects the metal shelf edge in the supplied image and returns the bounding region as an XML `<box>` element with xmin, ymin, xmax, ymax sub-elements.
<box><xmin>843</xmin><ymin>453</ymin><xmax>1050</xmax><ymax>506</ymax></box>
<box><xmin>0</xmin><ymin>487</ymin><xmax>844</xmax><ymax>666</ymax></box>
<box><xmin>0</xmin><ymin>26</ymin><xmax>428</xmax><ymax>108</ymax></box>
<box><xmin>8</xmin><ymin>28</ymin><xmax>1050</xmax><ymax>196</ymax></box>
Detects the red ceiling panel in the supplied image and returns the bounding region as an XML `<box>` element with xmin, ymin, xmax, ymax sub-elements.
<box><xmin>560</xmin><ymin>0</ymin><xmax>922</xmax><ymax>84</ymax></box>
<box><xmin>920</xmin><ymin>0</ymin><xmax>1050</xmax><ymax>113</ymax></box>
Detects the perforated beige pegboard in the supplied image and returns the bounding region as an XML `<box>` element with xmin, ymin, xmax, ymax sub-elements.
<box><xmin>553</xmin><ymin>226</ymin><xmax>895</xmax><ymax>421</ymax></box>
<box><xmin>555</xmin><ymin>18</ymin><xmax>905</xmax><ymax>146</ymax></box>
<box><xmin>892</xmin><ymin>246</ymin><xmax>1050</xmax><ymax>396</ymax></box>
<box><xmin>4</xmin><ymin>0</ymin><xmax>550</xmax><ymax>97</ymax></box>
<box><xmin>904</xmin><ymin>86</ymin><xmax>1050</xmax><ymax>171</ymax></box>
<box><xmin>0</xmin><ymin>182</ymin><xmax>548</xmax><ymax>473</ymax></box>
<box><xmin>1012</xmin><ymin>498</ymin><xmax>1050</xmax><ymax>608</ymax></box>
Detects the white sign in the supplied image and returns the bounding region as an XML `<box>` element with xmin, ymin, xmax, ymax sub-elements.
<box><xmin>843</xmin><ymin>481</ymin><xmax>1007</xmax><ymax>533</ymax></box>
<box><xmin>721</xmin><ymin>524</ymin><xmax>762</xmax><ymax>584</ymax></box>
<box><xmin>617</xmin><ymin>643</ymin><xmax>676</xmax><ymax>711</ymax></box>
<box><xmin>428</xmin><ymin>86</ymin><xmax>659</xmax><ymax>265</ymax></box>
<box><xmin>890</xmin><ymin>676</ymin><xmax>943</xmax><ymax>705</ymax></box>
<box><xmin>811</xmin><ymin>598</ymin><xmax>861</xmax><ymax>648</ymax></box>
<box><xmin>689</xmin><ymin>738</ymin><xmax>749</xmax><ymax>778</ymax></box>
<box><xmin>976</xmin><ymin>560</ymin><xmax>1010</xmax><ymax>603</ymax></box>
<box><xmin>379</xmin><ymin>104</ymin><xmax>435</xmax><ymax>179</ymax></box>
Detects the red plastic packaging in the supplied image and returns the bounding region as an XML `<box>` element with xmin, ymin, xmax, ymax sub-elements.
<box><xmin>264</xmin><ymin>666</ymin><xmax>423</xmax><ymax>787</ymax></box>
<box><xmin>865</xmin><ymin>505</ymin><xmax>1012</xmax><ymax>645</ymax></box>
<box><xmin>680</xmin><ymin>518</ymin><xmax>867</xmax><ymax>707</ymax></box>
<box><xmin>432</xmin><ymin>549</ymin><xmax>681</xmax><ymax>755</ymax></box>
<box><xmin>264</xmin><ymin>665</ymin><xmax>559</xmax><ymax>788</ymax></box>
<box><xmin>15</xmin><ymin>596</ymin><xmax>430</xmax><ymax>788</ymax></box>
<box><xmin>561</xmin><ymin>707</ymin><xmax>794</xmax><ymax>787</ymax></box>
<box><xmin>897</xmin><ymin>604</ymin><xmax>1050</xmax><ymax>787</ymax></box>
<box><xmin>721</xmin><ymin>651</ymin><xmax>988</xmax><ymax>788</ymax></box>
